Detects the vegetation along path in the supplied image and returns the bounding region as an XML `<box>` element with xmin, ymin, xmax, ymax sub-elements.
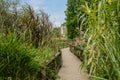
<box><xmin>57</xmin><ymin>48</ymin><xmax>89</xmax><ymax>80</ymax></box>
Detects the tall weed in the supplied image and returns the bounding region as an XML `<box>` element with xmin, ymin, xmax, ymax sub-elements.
<box><xmin>79</xmin><ymin>0</ymin><xmax>120</xmax><ymax>80</ymax></box>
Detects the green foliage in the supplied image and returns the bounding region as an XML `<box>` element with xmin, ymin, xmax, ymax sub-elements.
<box><xmin>20</xmin><ymin>5</ymin><xmax>52</xmax><ymax>48</ymax></box>
<box><xmin>66</xmin><ymin>0</ymin><xmax>79</xmax><ymax>39</ymax></box>
<box><xmin>0</xmin><ymin>33</ymin><xmax>57</xmax><ymax>79</ymax></box>
<box><xmin>0</xmin><ymin>1</ymin><xmax>52</xmax><ymax>48</ymax></box>
<box><xmin>52</xmin><ymin>27</ymin><xmax>61</xmax><ymax>38</ymax></box>
<box><xmin>0</xmin><ymin>0</ymin><xmax>76</xmax><ymax>79</ymax></box>
<box><xmin>0</xmin><ymin>34</ymin><xmax>40</xmax><ymax>79</ymax></box>
<box><xmin>66</xmin><ymin>0</ymin><xmax>92</xmax><ymax>39</ymax></box>
<box><xmin>78</xmin><ymin>0</ymin><xmax>120</xmax><ymax>80</ymax></box>
<box><xmin>54</xmin><ymin>40</ymin><xmax>69</xmax><ymax>49</ymax></box>
<box><xmin>0</xmin><ymin>1</ymin><xmax>62</xmax><ymax>79</ymax></box>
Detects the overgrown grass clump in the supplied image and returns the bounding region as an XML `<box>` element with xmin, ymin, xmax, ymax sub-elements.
<box><xmin>0</xmin><ymin>34</ymin><xmax>55</xmax><ymax>80</ymax></box>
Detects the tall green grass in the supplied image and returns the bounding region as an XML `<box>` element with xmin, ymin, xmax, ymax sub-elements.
<box><xmin>79</xmin><ymin>0</ymin><xmax>120</xmax><ymax>80</ymax></box>
<box><xmin>0</xmin><ymin>34</ymin><xmax>38</xmax><ymax>79</ymax></box>
<box><xmin>0</xmin><ymin>33</ymin><xmax>56</xmax><ymax>79</ymax></box>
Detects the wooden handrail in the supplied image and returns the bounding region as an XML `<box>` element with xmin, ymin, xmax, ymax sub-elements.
<box><xmin>69</xmin><ymin>44</ymin><xmax>83</xmax><ymax>52</ymax></box>
<box><xmin>41</xmin><ymin>50</ymin><xmax>62</xmax><ymax>80</ymax></box>
<box><xmin>46</xmin><ymin>51</ymin><xmax>61</xmax><ymax>65</ymax></box>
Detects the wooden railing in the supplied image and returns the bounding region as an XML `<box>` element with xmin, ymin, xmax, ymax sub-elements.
<box><xmin>41</xmin><ymin>50</ymin><xmax>62</xmax><ymax>80</ymax></box>
<box><xmin>69</xmin><ymin>44</ymin><xmax>84</xmax><ymax>61</ymax></box>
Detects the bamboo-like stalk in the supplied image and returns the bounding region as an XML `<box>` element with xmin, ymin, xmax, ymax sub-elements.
<box><xmin>79</xmin><ymin>0</ymin><xmax>120</xmax><ymax>80</ymax></box>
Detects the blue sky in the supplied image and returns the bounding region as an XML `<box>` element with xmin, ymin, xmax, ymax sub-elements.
<box><xmin>20</xmin><ymin>0</ymin><xmax>67</xmax><ymax>27</ymax></box>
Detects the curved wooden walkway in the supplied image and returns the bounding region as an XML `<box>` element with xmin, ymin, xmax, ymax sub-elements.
<box><xmin>57</xmin><ymin>48</ymin><xmax>89</xmax><ymax>80</ymax></box>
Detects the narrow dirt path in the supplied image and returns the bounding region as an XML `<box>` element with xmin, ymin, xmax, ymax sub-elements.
<box><xmin>57</xmin><ymin>48</ymin><xmax>89</xmax><ymax>80</ymax></box>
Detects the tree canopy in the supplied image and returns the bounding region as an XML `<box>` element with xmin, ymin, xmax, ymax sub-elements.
<box><xmin>65</xmin><ymin>0</ymin><xmax>79</xmax><ymax>39</ymax></box>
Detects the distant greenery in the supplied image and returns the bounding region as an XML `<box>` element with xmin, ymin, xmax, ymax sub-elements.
<box><xmin>66</xmin><ymin>0</ymin><xmax>90</xmax><ymax>39</ymax></box>
<box><xmin>54</xmin><ymin>40</ymin><xmax>69</xmax><ymax>49</ymax></box>
<box><xmin>65</xmin><ymin>0</ymin><xmax>79</xmax><ymax>39</ymax></box>
<box><xmin>52</xmin><ymin>27</ymin><xmax>61</xmax><ymax>38</ymax></box>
